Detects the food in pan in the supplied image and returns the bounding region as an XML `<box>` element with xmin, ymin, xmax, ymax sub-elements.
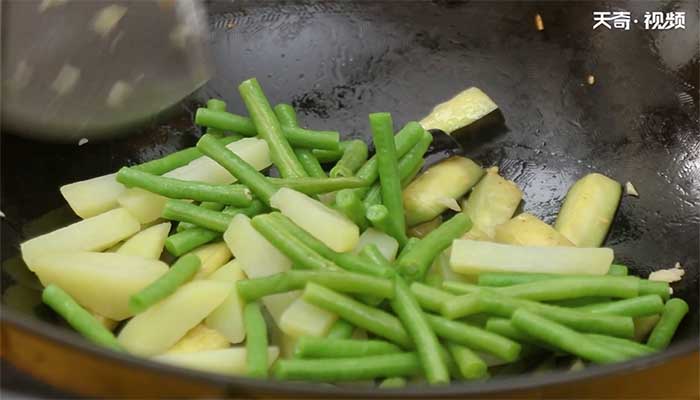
<box><xmin>22</xmin><ymin>79</ymin><xmax>688</xmax><ymax>386</ymax></box>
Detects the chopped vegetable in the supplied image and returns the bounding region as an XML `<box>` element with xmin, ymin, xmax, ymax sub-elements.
<box><xmin>154</xmin><ymin>347</ymin><xmax>279</xmax><ymax>376</ymax></box>
<box><xmin>116</xmin><ymin>222</ymin><xmax>170</xmax><ymax>259</ymax></box>
<box><xmin>419</xmin><ymin>87</ymin><xmax>500</xmax><ymax>136</ymax></box>
<box><xmin>648</xmin><ymin>263</ymin><xmax>685</xmax><ymax>283</ymax></box>
<box><xmin>267</xmin><ymin>176</ymin><xmax>368</xmax><ymax>194</ymax></box>
<box><xmin>408</xmin><ymin>216</ymin><xmax>443</xmax><ymax>239</ymax></box>
<box><xmin>189</xmin><ymin>241</ymin><xmax>232</xmax><ymax>279</ymax></box>
<box><xmin>625</xmin><ymin>181</ymin><xmax>639</xmax><ymax>197</ymax></box>
<box><xmin>129</xmin><ymin>254</ymin><xmax>201</xmax><ymax>314</ymax></box>
<box><xmin>244</xmin><ymin>302</ymin><xmax>270</xmax><ymax>377</ymax></box>
<box><xmin>494</xmin><ymin>213</ymin><xmax>573</xmax><ymax>247</ymax></box>
<box><xmin>42</xmin><ymin>284</ymin><xmax>123</xmax><ymax>351</ymax></box>
<box><xmin>577</xmin><ymin>295</ymin><xmax>664</xmax><ymax>317</ymax></box>
<box><xmin>165</xmin><ymin>228</ymin><xmax>220</xmax><ymax>257</ymax></box>
<box><xmin>165</xmin><ymin>324</ymin><xmax>230</xmax><ymax>354</ymax></box>
<box><xmin>450</xmin><ymin>240</ymin><xmax>613</xmax><ymax>275</ymax></box>
<box><xmin>59</xmin><ymin>173</ymin><xmax>126</xmax><ymax>218</ymax></box>
<box><xmin>409</xmin><ymin>282</ymin><xmax>455</xmax><ymax>313</ymax></box>
<box><xmin>461</xmin><ymin>167</ymin><xmax>522</xmax><ymax>238</ymax></box>
<box><xmin>270</xmin><ymin>188</ymin><xmax>359</xmax><ymax>252</ymax></box>
<box><xmin>353</xmin><ymin>228</ymin><xmax>399</xmax><ymax>262</ymax></box>
<box><xmin>330</xmin><ymin>140</ymin><xmax>368</xmax><ymax>178</ymax></box>
<box><xmin>554</xmin><ymin>173</ymin><xmax>622</xmax><ymax>247</ymax></box>
<box><xmin>447</xmin><ymin>344</ymin><xmax>488</xmax><ymax>380</ymax></box>
<box><xmin>279</xmin><ymin>298</ymin><xmax>338</xmax><ymax>338</ymax></box>
<box><xmin>205</xmin><ymin>260</ymin><xmax>247</xmax><ymax>343</ymax></box>
<box><xmin>295</xmin><ymin>337</ymin><xmax>401</xmax><ymax>358</ymax></box>
<box><xmin>118</xmin><ymin>280</ymin><xmax>230</xmax><ymax>356</ymax></box>
<box><xmin>326</xmin><ymin>320</ymin><xmax>356</xmax><ymax>339</ymax></box>
<box><xmin>646</xmin><ymin>298</ymin><xmax>689</xmax><ymax>350</ymax></box>
<box><xmin>203</xmin><ymin>99</ymin><xmax>228</xmax><ymax>137</ymax></box>
<box><xmin>31</xmin><ymin>252</ymin><xmax>168</xmax><ymax>320</ymax></box>
<box><xmin>403</xmin><ymin>157</ymin><xmax>483</xmax><ymax>226</ymax></box>
<box><xmin>21</xmin><ymin>208</ymin><xmax>140</xmax><ymax>270</ymax></box>
<box><xmin>273</xmin><ymin>353</ymin><xmax>422</xmax><ymax>381</ymax></box>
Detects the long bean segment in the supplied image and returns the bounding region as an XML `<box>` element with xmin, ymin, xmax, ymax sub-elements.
<box><xmin>496</xmin><ymin>276</ymin><xmax>639</xmax><ymax>302</ymax></box>
<box><xmin>244</xmin><ymin>302</ymin><xmax>269</xmax><ymax>378</ymax></box>
<box><xmin>390</xmin><ymin>276</ymin><xmax>449</xmax><ymax>385</ymax></box>
<box><xmin>197</xmin><ymin>134</ymin><xmax>279</xmax><ymax>204</ymax></box>
<box><xmin>236</xmin><ymin>270</ymin><xmax>393</xmax><ymax>301</ymax></box>
<box><xmin>577</xmin><ymin>295</ymin><xmax>664</xmax><ymax>317</ymax></box>
<box><xmin>117</xmin><ymin>168</ymin><xmax>253</xmax><ymax>206</ymax></box>
<box><xmin>330</xmin><ymin>140</ymin><xmax>368</xmax><ymax>178</ymax></box>
<box><xmin>177</xmin><ymin>202</ymin><xmax>226</xmax><ymax>232</ymax></box>
<box><xmin>326</xmin><ymin>320</ymin><xmax>355</xmax><ymax>339</ymax></box>
<box><xmin>251</xmin><ymin>214</ymin><xmax>340</xmax><ymax>271</ymax></box>
<box><xmin>294</xmin><ymin>337</ymin><xmax>401</xmax><ymax>359</ymax></box>
<box><xmin>397</xmin><ymin>213</ymin><xmax>471</xmax><ymax>282</ymax></box>
<box><xmin>267</xmin><ymin>177</ymin><xmax>368</xmax><ymax>195</ymax></box>
<box><xmin>425</xmin><ymin>314</ymin><xmax>521</xmax><ymax>362</ymax></box>
<box><xmin>42</xmin><ymin>284</ymin><xmax>123</xmax><ymax>351</ymax></box>
<box><xmin>511</xmin><ymin>309</ymin><xmax>628</xmax><ymax>364</ymax></box>
<box><xmin>195</xmin><ymin>108</ymin><xmax>257</xmax><ymax>136</ymax></box>
<box><xmin>295</xmin><ymin>149</ymin><xmax>326</xmax><ymax>178</ymax></box>
<box><xmin>585</xmin><ymin>334</ymin><xmax>656</xmax><ymax>358</ymax></box>
<box><xmin>447</xmin><ymin>343</ymin><xmax>488</xmax><ymax>380</ymax></box>
<box><xmin>204</xmin><ymin>99</ymin><xmax>228</xmax><ymax>136</ymax></box>
<box><xmin>269</xmin><ymin>212</ymin><xmax>394</xmax><ymax>278</ymax></box>
<box><xmin>410</xmin><ymin>282</ymin><xmax>455</xmax><ymax>313</ymax></box>
<box><xmin>369</xmin><ymin>113</ymin><xmax>408</xmax><ymax>245</ymax></box>
<box><xmin>129</xmin><ymin>254</ymin><xmax>201</xmax><ymax>313</ymax></box>
<box><xmin>302</xmin><ymin>283</ymin><xmax>412</xmax><ymax>348</ymax></box>
<box><xmin>239</xmin><ymin>78</ymin><xmax>307</xmax><ymax>178</ymax></box>
<box><xmin>162</xmin><ymin>200</ymin><xmax>232</xmax><ymax>232</ymax></box>
<box><xmin>646</xmin><ymin>298</ymin><xmax>689</xmax><ymax>350</ymax></box>
<box><xmin>273</xmin><ymin>352</ymin><xmax>421</xmax><ymax>381</ymax></box>
<box><xmin>133</xmin><ymin>136</ymin><xmax>240</xmax><ymax>176</ymax></box>
<box><xmin>165</xmin><ymin>227</ymin><xmax>221</xmax><ymax>257</ymax></box>
<box><xmin>335</xmin><ymin>189</ymin><xmax>368</xmax><ymax>230</ymax></box>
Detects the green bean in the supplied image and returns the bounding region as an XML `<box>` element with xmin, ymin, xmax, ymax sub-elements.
<box><xmin>177</xmin><ymin>202</ymin><xmax>226</xmax><ymax>232</ymax></box>
<box><xmin>378</xmin><ymin>377</ymin><xmax>407</xmax><ymax>388</ymax></box>
<box><xmin>477</xmin><ymin>272</ymin><xmax>564</xmax><ymax>287</ymax></box>
<box><xmin>646</xmin><ymin>298</ymin><xmax>689</xmax><ymax>350</ymax></box>
<box><xmin>366</xmin><ymin>204</ymin><xmax>393</xmax><ymax>236</ymax></box>
<box><xmin>326</xmin><ymin>319</ymin><xmax>355</xmax><ymax>339</ymax></box>
<box><xmin>197</xmin><ymin>134</ymin><xmax>279</xmax><ymax>204</ymax></box>
<box><xmin>236</xmin><ymin>270</ymin><xmax>393</xmax><ymax>301</ymax></box>
<box><xmin>295</xmin><ymin>149</ymin><xmax>327</xmax><ymax>178</ymax></box>
<box><xmin>266</xmin><ymin>177</ymin><xmax>367</xmax><ymax>195</ymax></box>
<box><xmin>204</xmin><ymin>99</ymin><xmax>228</xmax><ymax>136</ymax></box>
<box><xmin>585</xmin><ymin>334</ymin><xmax>656</xmax><ymax>358</ymax></box>
<box><xmin>362</xmin><ymin>131</ymin><xmax>432</xmax><ymax>209</ymax></box>
<box><xmin>390</xmin><ymin>276</ymin><xmax>449</xmax><ymax>384</ymax></box>
<box><xmin>117</xmin><ymin>168</ymin><xmax>253</xmax><ymax>206</ymax></box>
<box><xmin>442</xmin><ymin>281</ymin><xmax>481</xmax><ymax>295</ymax></box>
<box><xmin>312</xmin><ymin>141</ymin><xmax>350</xmax><ymax>163</ymax></box>
<box><xmin>425</xmin><ymin>314</ymin><xmax>521</xmax><ymax>362</ymax></box>
<box><xmin>608</xmin><ymin>264</ymin><xmax>629</xmax><ymax>276</ymax></box>
<box><xmin>485</xmin><ymin>318</ymin><xmax>540</xmax><ymax>345</ymax></box>
<box><xmin>273</xmin><ymin>352</ymin><xmax>421</xmax><ymax>381</ymax></box>
<box><xmin>330</xmin><ymin>140</ymin><xmax>368</xmax><ymax>178</ymax></box>
<box><xmin>397</xmin><ymin>214</ymin><xmax>471</xmax><ymax>282</ymax></box>
<box><xmin>244</xmin><ymin>302</ymin><xmax>269</xmax><ymax>378</ymax></box>
<box><xmin>294</xmin><ymin>337</ymin><xmax>401</xmax><ymax>359</ymax></box>
<box><xmin>273</xmin><ymin>103</ymin><xmax>299</xmax><ymax>128</ymax></box>
<box><xmin>129</xmin><ymin>254</ymin><xmax>201</xmax><ymax>313</ymax></box>
<box><xmin>162</xmin><ymin>200</ymin><xmax>232</xmax><ymax>232</ymax></box>
<box><xmin>495</xmin><ymin>276</ymin><xmax>639</xmax><ymax>302</ymax></box>
<box><xmin>409</xmin><ymin>282</ymin><xmax>455</xmax><ymax>313</ymax></box>
<box><xmin>638</xmin><ymin>279</ymin><xmax>670</xmax><ymax>301</ymax></box>
<box><xmin>396</xmin><ymin>237</ymin><xmax>420</xmax><ymax>262</ymax></box>
<box><xmin>269</xmin><ymin>212</ymin><xmax>394</xmax><ymax>278</ymax></box>
<box><xmin>251</xmin><ymin>214</ymin><xmax>340</xmax><ymax>271</ymax></box>
<box><xmin>577</xmin><ymin>295</ymin><xmax>664</xmax><ymax>317</ymax></box>
<box><xmin>195</xmin><ymin>108</ymin><xmax>257</xmax><ymax>136</ymax></box>
<box><xmin>334</xmin><ymin>189</ymin><xmax>368</xmax><ymax>229</ymax></box>
<box><xmin>511</xmin><ymin>309</ymin><xmax>628</xmax><ymax>364</ymax></box>
<box><xmin>238</xmin><ymin>79</ymin><xmax>307</xmax><ymax>178</ymax></box>
<box><xmin>133</xmin><ymin>136</ymin><xmax>240</xmax><ymax>176</ymax></box>
<box><xmin>369</xmin><ymin>113</ymin><xmax>408</xmax><ymax>245</ymax></box>
<box><xmin>165</xmin><ymin>227</ymin><xmax>221</xmax><ymax>257</ymax></box>
<box><xmin>447</xmin><ymin>343</ymin><xmax>488</xmax><ymax>380</ymax></box>
<box><xmin>358</xmin><ymin>244</ymin><xmax>394</xmax><ymax>272</ymax></box>
<box><xmin>548</xmin><ymin>297</ymin><xmax>610</xmax><ymax>308</ymax></box>
<box><xmin>350</xmin><ymin>121</ymin><xmax>426</xmax><ymax>197</ymax></box>
<box><xmin>42</xmin><ymin>284</ymin><xmax>123</xmax><ymax>351</ymax></box>
<box><xmin>446</xmin><ymin>291</ymin><xmax>635</xmax><ymax>338</ymax></box>
<box><xmin>282</xmin><ymin>126</ymin><xmax>340</xmax><ymax>151</ymax></box>
<box><xmin>302</xmin><ymin>282</ymin><xmax>412</xmax><ymax>348</ymax></box>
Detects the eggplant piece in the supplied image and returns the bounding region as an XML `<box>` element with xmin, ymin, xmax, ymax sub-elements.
<box><xmin>495</xmin><ymin>213</ymin><xmax>574</xmax><ymax>247</ymax></box>
<box><xmin>403</xmin><ymin>156</ymin><xmax>484</xmax><ymax>226</ymax></box>
<box><xmin>461</xmin><ymin>167</ymin><xmax>522</xmax><ymax>238</ymax></box>
<box><xmin>420</xmin><ymin>87</ymin><xmax>504</xmax><ymax>137</ymax></box>
<box><xmin>554</xmin><ymin>173</ymin><xmax>622</xmax><ymax>247</ymax></box>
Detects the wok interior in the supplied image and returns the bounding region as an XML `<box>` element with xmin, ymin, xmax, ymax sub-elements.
<box><xmin>1</xmin><ymin>0</ymin><xmax>698</xmax><ymax>394</ymax></box>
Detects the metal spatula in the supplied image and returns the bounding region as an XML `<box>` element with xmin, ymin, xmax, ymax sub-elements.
<box><xmin>1</xmin><ymin>0</ymin><xmax>211</xmax><ymax>142</ymax></box>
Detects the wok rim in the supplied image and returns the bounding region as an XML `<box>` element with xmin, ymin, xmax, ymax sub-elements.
<box><xmin>3</xmin><ymin>306</ymin><xmax>698</xmax><ymax>397</ymax></box>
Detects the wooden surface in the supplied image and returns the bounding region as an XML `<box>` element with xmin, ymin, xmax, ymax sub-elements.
<box><xmin>2</xmin><ymin>320</ymin><xmax>698</xmax><ymax>398</ymax></box>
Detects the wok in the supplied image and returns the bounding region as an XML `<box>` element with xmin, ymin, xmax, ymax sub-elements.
<box><xmin>1</xmin><ymin>1</ymin><xmax>698</xmax><ymax>397</ymax></box>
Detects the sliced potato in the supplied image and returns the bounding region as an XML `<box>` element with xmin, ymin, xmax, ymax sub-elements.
<box><xmin>166</xmin><ymin>324</ymin><xmax>230</xmax><ymax>354</ymax></box>
<box><xmin>223</xmin><ymin>214</ymin><xmax>297</xmax><ymax>325</ymax></box>
<box><xmin>31</xmin><ymin>252</ymin><xmax>168</xmax><ymax>320</ymax></box>
<box><xmin>21</xmin><ymin>208</ymin><xmax>140</xmax><ymax>271</ymax></box>
<box><xmin>153</xmin><ymin>347</ymin><xmax>279</xmax><ymax>376</ymax></box>
<box><xmin>403</xmin><ymin>157</ymin><xmax>483</xmax><ymax>226</ymax></box>
<box><xmin>420</xmin><ymin>87</ymin><xmax>500</xmax><ymax>135</ymax></box>
<box><xmin>116</xmin><ymin>222</ymin><xmax>171</xmax><ymax>259</ymax></box>
<box><xmin>118</xmin><ymin>138</ymin><xmax>271</xmax><ymax>224</ymax></box>
<box><xmin>118</xmin><ymin>280</ymin><xmax>230</xmax><ymax>356</ymax></box>
<box><xmin>60</xmin><ymin>173</ymin><xmax>126</xmax><ymax>218</ymax></box>
<box><xmin>352</xmin><ymin>228</ymin><xmax>399</xmax><ymax>261</ymax></box>
<box><xmin>270</xmin><ymin>188</ymin><xmax>359</xmax><ymax>253</ymax></box>
<box><xmin>450</xmin><ymin>239</ymin><xmax>613</xmax><ymax>276</ymax></box>
<box><xmin>189</xmin><ymin>241</ymin><xmax>232</xmax><ymax>279</ymax></box>
<box><xmin>461</xmin><ymin>167</ymin><xmax>522</xmax><ymax>238</ymax></box>
<box><xmin>495</xmin><ymin>213</ymin><xmax>573</xmax><ymax>247</ymax></box>
<box><xmin>461</xmin><ymin>226</ymin><xmax>492</xmax><ymax>242</ymax></box>
<box><xmin>205</xmin><ymin>260</ymin><xmax>247</xmax><ymax>343</ymax></box>
<box><xmin>427</xmin><ymin>249</ymin><xmax>472</xmax><ymax>284</ymax></box>
<box><xmin>279</xmin><ymin>298</ymin><xmax>338</xmax><ymax>338</ymax></box>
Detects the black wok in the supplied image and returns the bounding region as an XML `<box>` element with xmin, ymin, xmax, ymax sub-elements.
<box><xmin>1</xmin><ymin>1</ymin><xmax>698</xmax><ymax>397</ymax></box>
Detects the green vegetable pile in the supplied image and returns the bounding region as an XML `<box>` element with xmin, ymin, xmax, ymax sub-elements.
<box><xmin>23</xmin><ymin>78</ymin><xmax>688</xmax><ymax>386</ymax></box>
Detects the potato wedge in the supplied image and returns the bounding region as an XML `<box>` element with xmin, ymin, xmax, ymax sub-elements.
<box><xmin>205</xmin><ymin>260</ymin><xmax>247</xmax><ymax>343</ymax></box>
<box><xmin>60</xmin><ymin>173</ymin><xmax>126</xmax><ymax>219</ymax></box>
<box><xmin>279</xmin><ymin>298</ymin><xmax>337</xmax><ymax>338</ymax></box>
<box><xmin>116</xmin><ymin>222</ymin><xmax>171</xmax><ymax>259</ymax></box>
